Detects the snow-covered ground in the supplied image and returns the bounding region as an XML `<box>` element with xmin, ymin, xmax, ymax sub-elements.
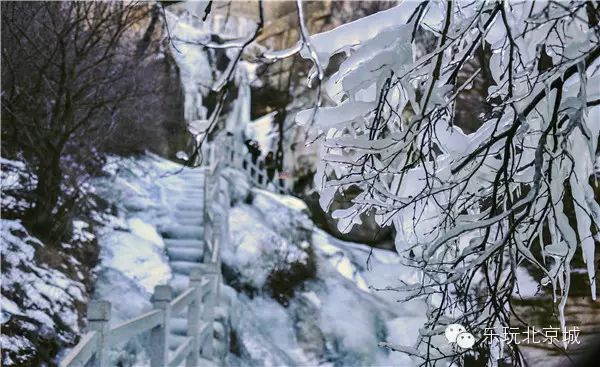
<box><xmin>1</xmin><ymin>159</ymin><xmax>89</xmax><ymax>365</ymax></box>
<box><xmin>223</xmin><ymin>180</ymin><xmax>427</xmax><ymax>366</ymax></box>
<box><xmin>89</xmin><ymin>154</ymin><xmax>425</xmax><ymax>366</ymax></box>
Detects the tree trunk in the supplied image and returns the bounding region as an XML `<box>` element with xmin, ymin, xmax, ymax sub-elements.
<box><xmin>26</xmin><ymin>154</ymin><xmax>64</xmax><ymax>242</ymax></box>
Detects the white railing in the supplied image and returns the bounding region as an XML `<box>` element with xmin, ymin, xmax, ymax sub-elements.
<box><xmin>61</xmin><ymin>137</ymin><xmax>229</xmax><ymax>367</ymax></box>
<box><xmin>221</xmin><ymin>135</ymin><xmax>292</xmax><ymax>195</ymax></box>
<box><xmin>60</xmin><ymin>266</ymin><xmax>219</xmax><ymax>367</ymax></box>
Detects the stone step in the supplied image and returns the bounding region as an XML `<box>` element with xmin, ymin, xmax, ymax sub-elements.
<box><xmin>169</xmin><ymin>310</ymin><xmax>187</xmax><ymax>335</ymax></box>
<box><xmin>171</xmin><ymin>316</ymin><xmax>189</xmax><ymax>336</ymax></box>
<box><xmin>161</xmin><ymin>225</ymin><xmax>203</xmax><ymax>239</ymax></box>
<box><xmin>179</xmin><ymin>195</ymin><xmax>204</xmax><ymax>201</ymax></box>
<box><xmin>169</xmin><ymin>318</ymin><xmax>215</xmax><ymax>334</ymax></box>
<box><xmin>170</xmin><ymin>274</ymin><xmax>190</xmax><ymax>294</ymax></box>
<box><xmin>171</xmin><ymin>261</ymin><xmax>205</xmax><ymax>275</ymax></box>
<box><xmin>178</xmin><ymin>183</ymin><xmax>204</xmax><ymax>189</ymax></box>
<box><xmin>180</xmin><ymin>190</ymin><xmax>204</xmax><ymax>196</ymax></box>
<box><xmin>168</xmin><ymin>334</ymin><xmax>188</xmax><ymax>350</ymax></box>
<box><xmin>164</xmin><ymin>239</ymin><xmax>204</xmax><ymax>248</ymax></box>
<box><xmin>173</xmin><ymin>211</ymin><xmax>203</xmax><ymax>219</ymax></box>
<box><xmin>167</xmin><ymin>247</ymin><xmax>203</xmax><ymax>262</ymax></box>
<box><xmin>173</xmin><ymin>215</ymin><xmax>203</xmax><ymax>226</ymax></box>
<box><xmin>179</xmin><ymin>171</ymin><xmax>204</xmax><ymax>180</ymax></box>
<box><xmin>175</xmin><ymin>202</ymin><xmax>204</xmax><ymax>211</ymax></box>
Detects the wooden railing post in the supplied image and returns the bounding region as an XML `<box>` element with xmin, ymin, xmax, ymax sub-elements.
<box><xmin>150</xmin><ymin>285</ymin><xmax>172</xmax><ymax>367</ymax></box>
<box><xmin>186</xmin><ymin>270</ymin><xmax>203</xmax><ymax>366</ymax></box>
<box><xmin>198</xmin><ymin>265</ymin><xmax>219</xmax><ymax>359</ymax></box>
<box><xmin>87</xmin><ymin>300</ymin><xmax>111</xmax><ymax>367</ymax></box>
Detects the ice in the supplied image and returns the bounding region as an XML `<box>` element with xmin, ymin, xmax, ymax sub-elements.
<box><xmin>128</xmin><ymin>218</ymin><xmax>165</xmax><ymax>248</ymax></box>
<box><xmin>98</xmin><ymin>230</ymin><xmax>170</xmax><ymax>294</ymax></box>
<box><xmin>302</xmin><ymin>2</ymin><xmax>420</xmax><ymax>69</ymax></box>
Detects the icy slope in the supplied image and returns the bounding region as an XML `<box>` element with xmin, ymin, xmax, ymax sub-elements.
<box><xmin>221</xmin><ymin>169</ymin><xmax>425</xmax><ymax>366</ymax></box>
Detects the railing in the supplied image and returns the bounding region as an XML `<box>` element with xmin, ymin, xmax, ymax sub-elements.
<box><xmin>60</xmin><ymin>266</ymin><xmax>219</xmax><ymax>367</ymax></box>
<box><xmin>61</xmin><ymin>136</ymin><xmax>229</xmax><ymax>367</ymax></box>
<box><xmin>221</xmin><ymin>135</ymin><xmax>291</xmax><ymax>195</ymax></box>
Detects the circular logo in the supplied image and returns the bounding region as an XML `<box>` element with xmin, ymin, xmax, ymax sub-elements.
<box><xmin>444</xmin><ymin>323</ymin><xmax>475</xmax><ymax>349</ymax></box>
<box><xmin>456</xmin><ymin>331</ymin><xmax>475</xmax><ymax>349</ymax></box>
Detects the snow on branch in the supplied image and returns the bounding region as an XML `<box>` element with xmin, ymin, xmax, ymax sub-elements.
<box><xmin>296</xmin><ymin>1</ymin><xmax>600</xmax><ymax>365</ymax></box>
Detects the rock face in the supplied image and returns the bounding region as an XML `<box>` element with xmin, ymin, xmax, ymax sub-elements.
<box><xmin>101</xmin><ymin>5</ymin><xmax>190</xmax><ymax>159</ymax></box>
<box><xmin>304</xmin><ymin>190</ymin><xmax>396</xmax><ymax>249</ymax></box>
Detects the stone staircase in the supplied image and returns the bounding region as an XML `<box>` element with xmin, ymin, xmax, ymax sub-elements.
<box><xmin>160</xmin><ymin>168</ymin><xmax>230</xmax><ymax>365</ymax></box>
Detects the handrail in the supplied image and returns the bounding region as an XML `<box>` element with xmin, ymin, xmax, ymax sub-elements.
<box><xmin>221</xmin><ymin>135</ymin><xmax>291</xmax><ymax>195</ymax></box>
<box><xmin>107</xmin><ymin>309</ymin><xmax>163</xmax><ymax>347</ymax></box>
<box><xmin>60</xmin><ymin>331</ymin><xmax>99</xmax><ymax>367</ymax></box>
<box><xmin>60</xmin><ymin>269</ymin><xmax>218</xmax><ymax>367</ymax></box>
<box><xmin>170</xmin><ymin>288</ymin><xmax>196</xmax><ymax>315</ymax></box>
<box><xmin>62</xmin><ymin>134</ymin><xmax>229</xmax><ymax>367</ymax></box>
<box><xmin>168</xmin><ymin>336</ymin><xmax>193</xmax><ymax>367</ymax></box>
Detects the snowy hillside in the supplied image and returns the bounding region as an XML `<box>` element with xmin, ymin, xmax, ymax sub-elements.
<box><xmin>89</xmin><ymin>153</ymin><xmax>425</xmax><ymax>366</ymax></box>
<box><xmin>1</xmin><ymin>159</ymin><xmax>95</xmax><ymax>365</ymax></box>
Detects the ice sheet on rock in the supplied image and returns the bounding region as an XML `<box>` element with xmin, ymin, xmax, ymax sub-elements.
<box><xmin>128</xmin><ymin>218</ymin><xmax>164</xmax><ymax>249</ymax></box>
<box><xmin>98</xmin><ymin>230</ymin><xmax>170</xmax><ymax>294</ymax></box>
<box><xmin>221</xmin><ymin>173</ymin><xmax>424</xmax><ymax>366</ymax></box>
<box><xmin>225</xmin><ymin>205</ymin><xmax>309</xmax><ymax>289</ymax></box>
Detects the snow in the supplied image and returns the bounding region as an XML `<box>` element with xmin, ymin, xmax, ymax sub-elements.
<box><xmin>219</xmin><ymin>167</ymin><xmax>425</xmax><ymax>366</ymax></box>
<box><xmin>1</xmin><ymin>219</ymin><xmax>86</xmax><ymax>361</ymax></box>
<box><xmin>1</xmin><ymin>158</ymin><xmax>35</xmax><ymax>212</ymax></box>
<box><xmin>97</xmin><ymin>229</ymin><xmax>170</xmax><ymax>294</ymax></box>
<box><xmin>301</xmin><ymin>2</ymin><xmax>420</xmax><ymax>70</ymax></box>
<box><xmin>226</xmin><ymin>204</ymin><xmax>310</xmax><ymax>289</ymax></box>
<box><xmin>244</xmin><ymin>112</ymin><xmax>278</xmax><ymax>157</ymax></box>
<box><xmin>128</xmin><ymin>218</ymin><xmax>164</xmax><ymax>249</ymax></box>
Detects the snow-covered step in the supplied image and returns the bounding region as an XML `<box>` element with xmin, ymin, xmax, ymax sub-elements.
<box><xmin>170</xmin><ymin>274</ymin><xmax>190</xmax><ymax>294</ymax></box>
<box><xmin>171</xmin><ymin>316</ymin><xmax>189</xmax><ymax>336</ymax></box>
<box><xmin>166</xmin><ymin>247</ymin><xmax>203</xmax><ymax>262</ymax></box>
<box><xmin>176</xmin><ymin>196</ymin><xmax>203</xmax><ymax>202</ymax></box>
<box><xmin>176</xmin><ymin>190</ymin><xmax>204</xmax><ymax>197</ymax></box>
<box><xmin>161</xmin><ymin>225</ymin><xmax>203</xmax><ymax>239</ymax></box>
<box><xmin>175</xmin><ymin>216</ymin><xmax>203</xmax><ymax>226</ymax></box>
<box><xmin>180</xmin><ymin>182</ymin><xmax>203</xmax><ymax>187</ymax></box>
<box><xmin>165</xmin><ymin>239</ymin><xmax>204</xmax><ymax>248</ymax></box>
<box><xmin>175</xmin><ymin>202</ymin><xmax>204</xmax><ymax>211</ymax></box>
<box><xmin>168</xmin><ymin>334</ymin><xmax>189</xmax><ymax>350</ymax></box>
<box><xmin>168</xmin><ymin>317</ymin><xmax>211</xmax><ymax>334</ymax></box>
<box><xmin>179</xmin><ymin>170</ymin><xmax>206</xmax><ymax>177</ymax></box>
<box><xmin>171</xmin><ymin>261</ymin><xmax>206</xmax><ymax>275</ymax></box>
<box><xmin>174</xmin><ymin>188</ymin><xmax>204</xmax><ymax>195</ymax></box>
<box><xmin>174</xmin><ymin>210</ymin><xmax>203</xmax><ymax>219</ymax></box>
